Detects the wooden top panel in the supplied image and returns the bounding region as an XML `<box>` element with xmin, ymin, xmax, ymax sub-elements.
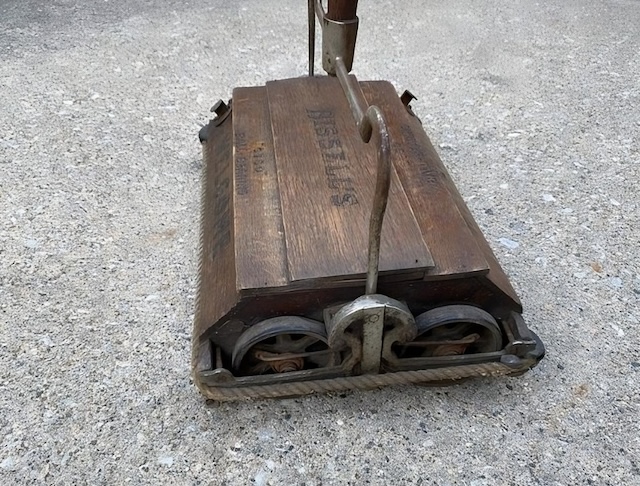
<box><xmin>266</xmin><ymin>77</ymin><xmax>434</xmax><ymax>282</ymax></box>
<box><xmin>359</xmin><ymin>81</ymin><xmax>490</xmax><ymax>278</ymax></box>
<box><xmin>232</xmin><ymin>87</ymin><xmax>289</xmax><ymax>291</ymax></box>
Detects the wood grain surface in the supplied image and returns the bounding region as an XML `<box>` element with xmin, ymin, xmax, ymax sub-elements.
<box><xmin>232</xmin><ymin>87</ymin><xmax>289</xmax><ymax>291</ymax></box>
<box><xmin>266</xmin><ymin>76</ymin><xmax>434</xmax><ymax>283</ymax></box>
<box><xmin>360</xmin><ymin>81</ymin><xmax>490</xmax><ymax>278</ymax></box>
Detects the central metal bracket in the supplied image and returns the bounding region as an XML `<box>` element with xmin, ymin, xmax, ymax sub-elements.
<box><xmin>308</xmin><ymin>0</ymin><xmax>359</xmax><ymax>76</ymax></box>
<box><xmin>325</xmin><ymin>295</ymin><xmax>416</xmax><ymax>374</ymax></box>
<box><xmin>321</xmin><ymin>14</ymin><xmax>358</xmax><ymax>75</ymax></box>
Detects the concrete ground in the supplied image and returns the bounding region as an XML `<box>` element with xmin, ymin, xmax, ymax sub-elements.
<box><xmin>1</xmin><ymin>0</ymin><xmax>639</xmax><ymax>484</ymax></box>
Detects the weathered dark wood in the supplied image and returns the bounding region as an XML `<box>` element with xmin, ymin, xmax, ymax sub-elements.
<box><xmin>360</xmin><ymin>81</ymin><xmax>490</xmax><ymax>279</ymax></box>
<box><xmin>232</xmin><ymin>87</ymin><xmax>289</xmax><ymax>291</ymax></box>
<box><xmin>193</xmin><ymin>116</ymin><xmax>238</xmax><ymax>339</ymax></box>
<box><xmin>327</xmin><ymin>0</ymin><xmax>358</xmax><ymax>21</ymax></box>
<box><xmin>266</xmin><ymin>76</ymin><xmax>434</xmax><ymax>282</ymax></box>
<box><xmin>360</xmin><ymin>81</ymin><xmax>520</xmax><ymax>307</ymax></box>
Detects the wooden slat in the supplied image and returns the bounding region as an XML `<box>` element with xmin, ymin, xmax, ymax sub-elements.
<box><xmin>360</xmin><ymin>81</ymin><xmax>490</xmax><ymax>278</ymax></box>
<box><xmin>194</xmin><ymin>116</ymin><xmax>238</xmax><ymax>339</ymax></box>
<box><xmin>266</xmin><ymin>77</ymin><xmax>434</xmax><ymax>283</ymax></box>
<box><xmin>233</xmin><ymin>87</ymin><xmax>289</xmax><ymax>291</ymax></box>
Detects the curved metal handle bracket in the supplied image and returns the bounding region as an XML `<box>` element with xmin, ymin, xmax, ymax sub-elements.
<box><xmin>335</xmin><ymin>55</ymin><xmax>391</xmax><ymax>295</ymax></box>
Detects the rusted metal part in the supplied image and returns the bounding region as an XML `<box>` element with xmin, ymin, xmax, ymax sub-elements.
<box><xmin>363</xmin><ymin>106</ymin><xmax>390</xmax><ymax>295</ymax></box>
<box><xmin>322</xmin><ymin>16</ymin><xmax>358</xmax><ymax>75</ymax></box>
<box><xmin>401</xmin><ymin>333</ymin><xmax>482</xmax><ymax>357</ymax></box>
<box><xmin>382</xmin><ymin>305</ymin><xmax>503</xmax><ymax>371</ymax></box>
<box><xmin>265</xmin><ymin>356</ymin><xmax>305</xmax><ymax>373</ymax></box>
<box><xmin>400</xmin><ymin>90</ymin><xmax>417</xmax><ymax>107</ymax></box>
<box><xmin>432</xmin><ymin>341</ymin><xmax>473</xmax><ymax>357</ymax></box>
<box><xmin>414</xmin><ymin>305</ymin><xmax>503</xmax><ymax>355</ymax></box>
<box><xmin>308</xmin><ymin>0</ymin><xmax>359</xmax><ymax>75</ymax></box>
<box><xmin>325</xmin><ymin>295</ymin><xmax>413</xmax><ymax>374</ymax></box>
<box><xmin>313</xmin><ymin>0</ymin><xmax>359</xmax><ymax>76</ymax></box>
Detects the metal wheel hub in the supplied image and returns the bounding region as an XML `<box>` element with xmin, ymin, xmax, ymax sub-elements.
<box><xmin>232</xmin><ymin>316</ymin><xmax>337</xmax><ymax>376</ymax></box>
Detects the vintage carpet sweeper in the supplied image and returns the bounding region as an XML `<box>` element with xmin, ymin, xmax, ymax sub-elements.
<box><xmin>192</xmin><ymin>0</ymin><xmax>544</xmax><ymax>400</ymax></box>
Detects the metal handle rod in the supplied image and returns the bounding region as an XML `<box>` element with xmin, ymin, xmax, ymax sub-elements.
<box><xmin>334</xmin><ymin>57</ymin><xmax>391</xmax><ymax>295</ymax></box>
<box><xmin>310</xmin><ymin>0</ymin><xmax>391</xmax><ymax>295</ymax></box>
<box><xmin>313</xmin><ymin>0</ymin><xmax>327</xmax><ymax>23</ymax></box>
<box><xmin>308</xmin><ymin>0</ymin><xmax>315</xmax><ymax>76</ymax></box>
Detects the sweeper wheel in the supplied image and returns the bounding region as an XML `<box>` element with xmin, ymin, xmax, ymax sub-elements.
<box><xmin>232</xmin><ymin>316</ymin><xmax>338</xmax><ymax>375</ymax></box>
<box><xmin>395</xmin><ymin>305</ymin><xmax>503</xmax><ymax>358</ymax></box>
